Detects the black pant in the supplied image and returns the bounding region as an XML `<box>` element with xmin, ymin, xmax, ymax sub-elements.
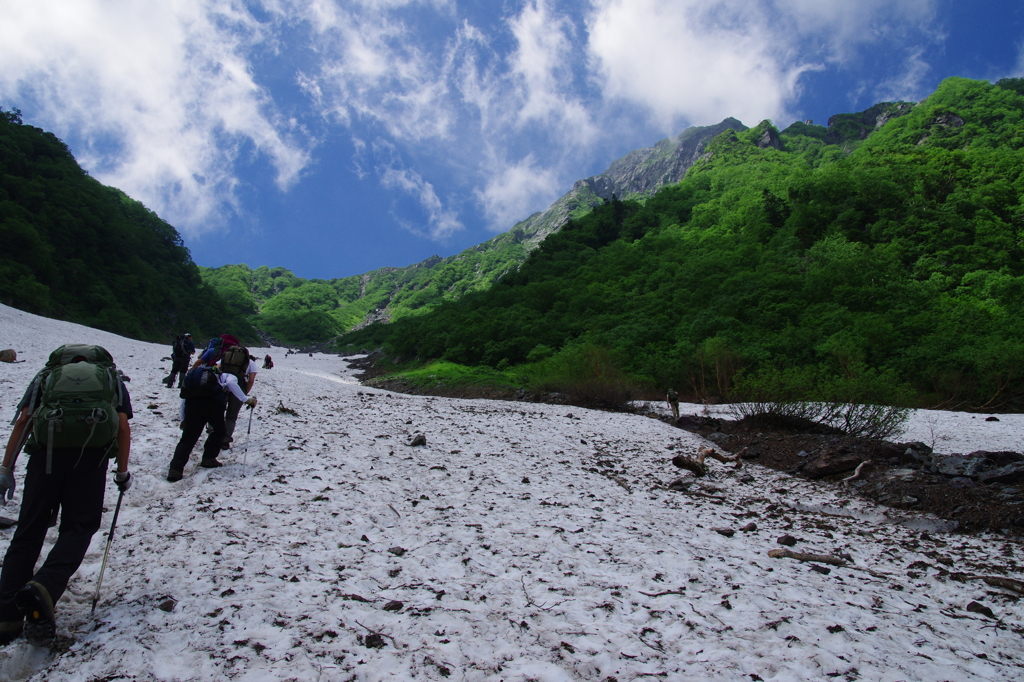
<box><xmin>224</xmin><ymin>393</ymin><xmax>247</xmax><ymax>443</ymax></box>
<box><xmin>164</xmin><ymin>356</ymin><xmax>191</xmax><ymax>388</ymax></box>
<box><xmin>0</xmin><ymin>447</ymin><xmax>108</xmax><ymax>621</ymax></box>
<box><xmin>169</xmin><ymin>397</ymin><xmax>226</xmax><ymax>471</ymax></box>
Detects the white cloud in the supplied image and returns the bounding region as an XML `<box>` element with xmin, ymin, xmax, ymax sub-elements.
<box><xmin>585</xmin><ymin>0</ymin><xmax>942</xmax><ymax>130</ymax></box>
<box><xmin>375</xmin><ymin>140</ymin><xmax>464</xmax><ymax>241</ymax></box>
<box><xmin>0</xmin><ymin>1</ymin><xmax>309</xmax><ymax>235</ymax></box>
<box><xmin>509</xmin><ymin>0</ymin><xmax>594</xmax><ymax>140</ymax></box>
<box><xmin>873</xmin><ymin>47</ymin><xmax>932</xmax><ymax>102</ymax></box>
<box><xmin>475</xmin><ymin>156</ymin><xmax>560</xmax><ymax>232</ymax></box>
<box><xmin>0</xmin><ymin>0</ymin><xmax>952</xmax><ymax>249</ymax></box>
<box><xmin>585</xmin><ymin>0</ymin><xmax>807</xmax><ymax>130</ymax></box>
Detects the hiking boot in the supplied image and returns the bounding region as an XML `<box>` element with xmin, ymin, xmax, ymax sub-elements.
<box><xmin>15</xmin><ymin>582</ymin><xmax>55</xmax><ymax>648</ymax></box>
<box><xmin>167</xmin><ymin>469</ymin><xmax>183</xmax><ymax>482</ymax></box>
<box><xmin>199</xmin><ymin>459</ymin><xmax>222</xmax><ymax>468</ymax></box>
<box><xmin>0</xmin><ymin>619</ymin><xmax>22</xmax><ymax>645</ymax></box>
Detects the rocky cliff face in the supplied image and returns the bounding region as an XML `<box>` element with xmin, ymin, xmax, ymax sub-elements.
<box><xmin>825</xmin><ymin>102</ymin><xmax>915</xmax><ymax>145</ymax></box>
<box><xmin>493</xmin><ymin>117</ymin><xmax>749</xmax><ymax>250</ymax></box>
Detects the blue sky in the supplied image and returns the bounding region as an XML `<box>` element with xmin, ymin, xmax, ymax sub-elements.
<box><xmin>2</xmin><ymin>1</ymin><xmax>1023</xmax><ymax>280</ymax></box>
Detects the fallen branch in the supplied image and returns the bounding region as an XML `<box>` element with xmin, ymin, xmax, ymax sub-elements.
<box><xmin>841</xmin><ymin>460</ymin><xmax>872</xmax><ymax>485</ymax></box>
<box><xmin>671</xmin><ymin>446</ymin><xmax>745</xmax><ymax>477</ymax></box>
<box><xmin>966</xmin><ymin>576</ymin><xmax>1024</xmax><ymax>595</ymax></box>
<box><xmin>768</xmin><ymin>548</ymin><xmax>891</xmax><ymax>579</ymax></box>
<box><xmin>768</xmin><ymin>548</ymin><xmax>848</xmax><ymax>567</ymax></box>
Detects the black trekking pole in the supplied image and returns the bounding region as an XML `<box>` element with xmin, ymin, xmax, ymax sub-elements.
<box><xmin>91</xmin><ymin>488</ymin><xmax>125</xmax><ymax>615</ymax></box>
<box><xmin>242</xmin><ymin>404</ymin><xmax>255</xmax><ymax>467</ymax></box>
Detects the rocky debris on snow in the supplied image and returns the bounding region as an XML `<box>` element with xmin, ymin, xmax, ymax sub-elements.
<box><xmin>157</xmin><ymin>598</ymin><xmax>177</xmax><ymax>612</ymax></box>
<box><xmin>675</xmin><ymin>415</ymin><xmax>1024</xmax><ymax>534</ymax></box>
<box><xmin>408</xmin><ymin>434</ymin><xmax>427</xmax><ymax>446</ymax></box>
<box><xmin>713</xmin><ymin>527</ymin><xmax>735</xmax><ymax>537</ymax></box>
<box><xmin>0</xmin><ymin>349</ymin><xmax>16</xmax><ymax>363</ymax></box>
<box><xmin>777</xmin><ymin>534</ymin><xmax>798</xmax><ymax>546</ymax></box>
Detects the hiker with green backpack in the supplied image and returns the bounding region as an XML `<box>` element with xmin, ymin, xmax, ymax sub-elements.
<box><xmin>0</xmin><ymin>345</ymin><xmax>133</xmax><ymax>648</ymax></box>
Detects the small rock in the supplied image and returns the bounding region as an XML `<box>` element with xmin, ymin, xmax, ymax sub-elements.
<box><xmin>966</xmin><ymin>601</ymin><xmax>996</xmax><ymax>619</ymax></box>
<box><xmin>382</xmin><ymin>600</ymin><xmax>404</xmax><ymax>612</ymax></box>
<box><xmin>949</xmin><ymin>477</ymin><xmax>975</xmax><ymax>489</ymax></box>
<box><xmin>826</xmin><ymin>623</ymin><xmax>844</xmax><ymax>633</ymax></box>
<box><xmin>157</xmin><ymin>598</ymin><xmax>177</xmax><ymax>612</ymax></box>
<box><xmin>739</xmin><ymin>522</ymin><xmax>757</xmax><ymax>532</ymax></box>
<box><xmin>777</xmin><ymin>534</ymin><xmax>798</xmax><ymax>546</ymax></box>
<box><xmin>388</xmin><ymin>546</ymin><xmax>406</xmax><ymax>556</ymax></box>
<box><xmin>985</xmin><ymin>416</ymin><xmax>1000</xmax><ymax>422</ymax></box>
<box><xmin>364</xmin><ymin>633</ymin><xmax>386</xmax><ymax>648</ymax></box>
<box><xmin>667</xmin><ymin>478</ymin><xmax>693</xmax><ymax>491</ymax></box>
<box><xmin>521</xmin><ymin>477</ymin><xmax>530</xmax><ymax>484</ymax></box>
<box><xmin>408</xmin><ymin>434</ymin><xmax>427</xmax><ymax>447</ymax></box>
<box><xmin>797</xmin><ymin>450</ymin><xmax>810</xmax><ymax>458</ymax></box>
<box><xmin>713</xmin><ymin>527</ymin><xmax>735</xmax><ymax>537</ymax></box>
<box><xmin>901</xmin><ymin>496</ymin><xmax>919</xmax><ymax>506</ymax></box>
<box><xmin>361</xmin><ymin>534</ymin><xmax>370</xmax><ymax>542</ymax></box>
<box><xmin>811</xmin><ymin>565</ymin><xmax>831</xmax><ymax>575</ymax></box>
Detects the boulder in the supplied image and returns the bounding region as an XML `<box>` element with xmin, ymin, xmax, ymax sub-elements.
<box><xmin>928</xmin><ymin>453</ymin><xmax>990</xmax><ymax>478</ymax></box>
<box><xmin>978</xmin><ymin>462</ymin><xmax>1024</xmax><ymax>485</ymax></box>
<box><xmin>802</xmin><ymin>449</ymin><xmax>866</xmax><ymax>478</ymax></box>
<box><xmin>969</xmin><ymin>451</ymin><xmax>1023</xmax><ymax>467</ymax></box>
<box><xmin>0</xmin><ymin>349</ymin><xmax>15</xmax><ymax>363</ymax></box>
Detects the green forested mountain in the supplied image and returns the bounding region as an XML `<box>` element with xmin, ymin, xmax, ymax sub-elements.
<box><xmin>200</xmin><ymin>118</ymin><xmax>747</xmax><ymax>345</ymax></box>
<box><xmin>340</xmin><ymin>77</ymin><xmax>1024</xmax><ymax>410</ymax></box>
<box><xmin>0</xmin><ymin>109</ymin><xmax>257</xmax><ymax>344</ymax></box>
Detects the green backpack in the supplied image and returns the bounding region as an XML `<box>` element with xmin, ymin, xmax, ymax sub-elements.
<box><xmin>26</xmin><ymin>344</ymin><xmax>123</xmax><ymax>472</ymax></box>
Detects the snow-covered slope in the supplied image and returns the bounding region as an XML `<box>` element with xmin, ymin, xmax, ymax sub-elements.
<box><xmin>0</xmin><ymin>303</ymin><xmax>1021</xmax><ymax>681</ymax></box>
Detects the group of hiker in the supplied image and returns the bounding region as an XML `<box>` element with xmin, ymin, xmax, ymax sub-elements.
<box><xmin>0</xmin><ymin>331</ymin><xmax>264</xmax><ymax>647</ymax></box>
<box><xmin>166</xmin><ymin>333</ymin><xmax>258</xmax><ymax>481</ymax></box>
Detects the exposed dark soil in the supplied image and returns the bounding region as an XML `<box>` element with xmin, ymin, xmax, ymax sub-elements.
<box><xmin>669</xmin><ymin>413</ymin><xmax>1024</xmax><ymax>537</ymax></box>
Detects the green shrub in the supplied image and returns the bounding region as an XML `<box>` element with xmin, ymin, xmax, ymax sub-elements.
<box><xmin>729</xmin><ymin>365</ymin><xmax>911</xmax><ymax>440</ymax></box>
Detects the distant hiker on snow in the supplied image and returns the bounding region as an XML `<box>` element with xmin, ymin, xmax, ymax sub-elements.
<box><xmin>263</xmin><ymin>355</ymin><xmax>273</xmax><ymax>370</ymax></box>
<box><xmin>665</xmin><ymin>388</ymin><xmax>680</xmax><ymax>419</ymax></box>
<box><xmin>168</xmin><ymin>337</ymin><xmax>256</xmax><ymax>481</ymax></box>
<box><xmin>0</xmin><ymin>345</ymin><xmax>133</xmax><ymax>647</ymax></box>
<box><xmin>163</xmin><ymin>333</ymin><xmax>195</xmax><ymax>389</ymax></box>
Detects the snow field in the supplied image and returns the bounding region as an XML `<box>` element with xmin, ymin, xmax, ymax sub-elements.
<box><xmin>0</xmin><ymin>303</ymin><xmax>1021</xmax><ymax>681</ymax></box>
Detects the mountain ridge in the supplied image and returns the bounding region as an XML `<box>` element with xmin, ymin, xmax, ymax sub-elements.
<box><xmin>200</xmin><ymin>117</ymin><xmax>752</xmax><ymax>344</ymax></box>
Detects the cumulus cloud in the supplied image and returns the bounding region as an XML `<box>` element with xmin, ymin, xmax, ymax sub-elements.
<box><xmin>0</xmin><ymin>1</ymin><xmax>310</xmax><ymax>235</ymax></box>
<box><xmin>585</xmin><ymin>0</ymin><xmax>941</xmax><ymax>129</ymax></box>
